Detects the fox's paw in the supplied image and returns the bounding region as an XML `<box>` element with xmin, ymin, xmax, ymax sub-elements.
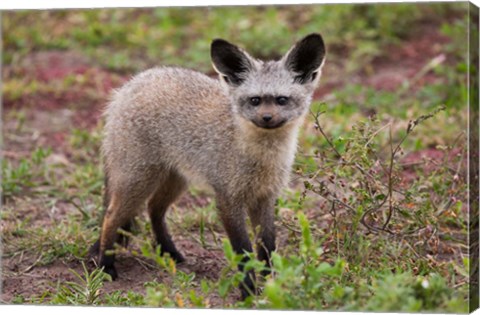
<box><xmin>170</xmin><ymin>252</ymin><xmax>185</xmax><ymax>264</ymax></box>
<box><xmin>103</xmin><ymin>265</ymin><xmax>118</xmax><ymax>281</ymax></box>
<box><xmin>162</xmin><ymin>250</ymin><xmax>185</xmax><ymax>264</ymax></box>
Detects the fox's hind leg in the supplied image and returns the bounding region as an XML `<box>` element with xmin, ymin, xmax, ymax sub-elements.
<box><xmin>89</xmin><ymin>220</ymin><xmax>133</xmax><ymax>257</ymax></box>
<box><xmin>97</xmin><ymin>171</ymin><xmax>159</xmax><ymax>280</ymax></box>
<box><xmin>103</xmin><ymin>174</ymin><xmax>135</xmax><ymax>248</ymax></box>
<box><xmin>147</xmin><ymin>170</ymin><xmax>188</xmax><ymax>263</ymax></box>
<box><xmin>89</xmin><ymin>173</ymin><xmax>134</xmax><ymax>257</ymax></box>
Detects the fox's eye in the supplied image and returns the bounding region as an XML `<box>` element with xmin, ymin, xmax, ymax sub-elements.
<box><xmin>276</xmin><ymin>96</ymin><xmax>289</xmax><ymax>106</ymax></box>
<box><xmin>249</xmin><ymin>97</ymin><xmax>261</xmax><ymax>106</ymax></box>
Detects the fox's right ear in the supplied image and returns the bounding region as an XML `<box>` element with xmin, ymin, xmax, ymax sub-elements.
<box><xmin>211</xmin><ymin>39</ymin><xmax>255</xmax><ymax>86</ymax></box>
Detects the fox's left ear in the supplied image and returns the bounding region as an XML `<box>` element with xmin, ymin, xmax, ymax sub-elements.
<box><xmin>283</xmin><ymin>33</ymin><xmax>326</xmax><ymax>85</ymax></box>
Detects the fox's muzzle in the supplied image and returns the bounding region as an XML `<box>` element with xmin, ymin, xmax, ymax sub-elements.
<box><xmin>252</xmin><ymin>117</ymin><xmax>287</xmax><ymax>129</ymax></box>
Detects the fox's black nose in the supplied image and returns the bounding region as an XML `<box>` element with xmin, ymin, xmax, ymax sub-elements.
<box><xmin>262</xmin><ymin>114</ymin><xmax>272</xmax><ymax>122</ymax></box>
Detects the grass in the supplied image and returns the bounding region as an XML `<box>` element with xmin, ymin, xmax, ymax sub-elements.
<box><xmin>2</xmin><ymin>3</ymin><xmax>466</xmax><ymax>73</ymax></box>
<box><xmin>1</xmin><ymin>2</ymin><xmax>471</xmax><ymax>312</ymax></box>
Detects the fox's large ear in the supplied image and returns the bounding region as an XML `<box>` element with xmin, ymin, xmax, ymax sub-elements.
<box><xmin>283</xmin><ymin>33</ymin><xmax>326</xmax><ymax>84</ymax></box>
<box><xmin>211</xmin><ymin>39</ymin><xmax>255</xmax><ymax>86</ymax></box>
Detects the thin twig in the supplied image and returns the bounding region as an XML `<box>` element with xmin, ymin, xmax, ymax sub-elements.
<box><xmin>310</xmin><ymin>109</ymin><xmax>344</xmax><ymax>161</ymax></box>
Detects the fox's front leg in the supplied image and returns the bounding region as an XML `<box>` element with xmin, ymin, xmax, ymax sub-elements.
<box><xmin>216</xmin><ymin>196</ymin><xmax>256</xmax><ymax>300</ymax></box>
<box><xmin>248</xmin><ymin>197</ymin><xmax>276</xmax><ymax>277</ymax></box>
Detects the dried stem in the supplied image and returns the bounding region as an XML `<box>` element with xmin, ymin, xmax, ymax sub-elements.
<box><xmin>307</xmin><ymin>105</ymin><xmax>447</xmax><ymax>235</ymax></box>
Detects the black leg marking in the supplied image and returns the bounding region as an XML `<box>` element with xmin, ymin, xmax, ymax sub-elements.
<box><xmin>219</xmin><ymin>207</ymin><xmax>256</xmax><ymax>299</ymax></box>
<box><xmin>117</xmin><ymin>220</ymin><xmax>134</xmax><ymax>248</ymax></box>
<box><xmin>148</xmin><ymin>173</ymin><xmax>187</xmax><ymax>263</ymax></box>
<box><xmin>238</xmin><ymin>254</ymin><xmax>257</xmax><ymax>300</ymax></box>
<box><xmin>100</xmin><ymin>251</ymin><xmax>117</xmax><ymax>280</ymax></box>
<box><xmin>257</xmin><ymin>232</ymin><xmax>276</xmax><ymax>277</ymax></box>
<box><xmin>150</xmin><ymin>212</ymin><xmax>185</xmax><ymax>263</ymax></box>
<box><xmin>248</xmin><ymin>198</ymin><xmax>277</xmax><ymax>278</ymax></box>
<box><xmin>89</xmin><ymin>239</ymin><xmax>100</xmax><ymax>257</ymax></box>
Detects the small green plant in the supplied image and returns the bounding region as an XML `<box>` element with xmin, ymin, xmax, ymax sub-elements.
<box><xmin>50</xmin><ymin>262</ymin><xmax>111</xmax><ymax>305</ymax></box>
<box><xmin>363</xmin><ymin>272</ymin><xmax>466</xmax><ymax>312</ymax></box>
<box><xmin>256</xmin><ymin>212</ymin><xmax>350</xmax><ymax>310</ymax></box>
<box><xmin>103</xmin><ymin>290</ymin><xmax>146</xmax><ymax>306</ymax></box>
<box><xmin>1</xmin><ymin>147</ymin><xmax>52</xmax><ymax>197</ymax></box>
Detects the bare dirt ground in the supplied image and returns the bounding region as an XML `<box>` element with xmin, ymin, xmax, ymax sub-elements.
<box><xmin>1</xmin><ymin>21</ymin><xmax>464</xmax><ymax>305</ymax></box>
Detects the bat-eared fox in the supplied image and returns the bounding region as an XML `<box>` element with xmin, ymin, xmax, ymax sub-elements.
<box><xmin>91</xmin><ymin>33</ymin><xmax>326</xmax><ymax>299</ymax></box>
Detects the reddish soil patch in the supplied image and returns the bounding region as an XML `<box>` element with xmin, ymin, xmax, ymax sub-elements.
<box><xmin>365</xmin><ymin>22</ymin><xmax>451</xmax><ymax>92</ymax></box>
<box><xmin>400</xmin><ymin>147</ymin><xmax>465</xmax><ymax>186</ymax></box>
<box><xmin>27</xmin><ymin>51</ymin><xmax>91</xmax><ymax>82</ymax></box>
<box><xmin>3</xmin><ymin>51</ymin><xmax>128</xmax><ymax>132</ymax></box>
<box><xmin>314</xmin><ymin>21</ymin><xmax>451</xmax><ymax>101</ymax></box>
